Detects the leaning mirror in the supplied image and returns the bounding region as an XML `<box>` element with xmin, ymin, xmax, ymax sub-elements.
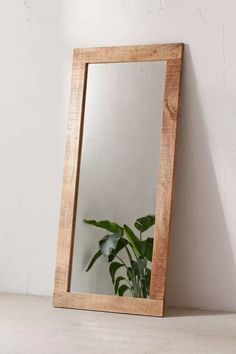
<box><xmin>54</xmin><ymin>44</ymin><xmax>183</xmax><ymax>317</ymax></box>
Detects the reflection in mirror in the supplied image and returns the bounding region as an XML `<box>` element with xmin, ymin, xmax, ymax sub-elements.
<box><xmin>71</xmin><ymin>61</ymin><xmax>166</xmax><ymax>298</ymax></box>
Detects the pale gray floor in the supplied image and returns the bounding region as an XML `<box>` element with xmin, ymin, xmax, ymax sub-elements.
<box><xmin>0</xmin><ymin>294</ymin><xmax>236</xmax><ymax>354</ymax></box>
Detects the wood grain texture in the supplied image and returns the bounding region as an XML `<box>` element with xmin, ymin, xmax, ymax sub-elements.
<box><xmin>150</xmin><ymin>57</ymin><xmax>183</xmax><ymax>310</ymax></box>
<box><xmin>74</xmin><ymin>43</ymin><xmax>183</xmax><ymax>63</ymax></box>
<box><xmin>54</xmin><ymin>43</ymin><xmax>184</xmax><ymax>317</ymax></box>
<box><xmin>54</xmin><ymin>292</ymin><xmax>164</xmax><ymax>317</ymax></box>
<box><xmin>54</xmin><ymin>53</ymin><xmax>88</xmax><ymax>293</ymax></box>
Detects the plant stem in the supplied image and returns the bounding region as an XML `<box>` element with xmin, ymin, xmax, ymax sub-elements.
<box><xmin>114</xmin><ymin>255</ymin><xmax>128</xmax><ymax>269</ymax></box>
<box><xmin>125</xmin><ymin>246</ymin><xmax>133</xmax><ymax>267</ymax></box>
<box><xmin>139</xmin><ymin>230</ymin><xmax>142</xmax><ymax>241</ymax></box>
<box><xmin>129</xmin><ymin>243</ymin><xmax>139</xmax><ymax>261</ymax></box>
<box><xmin>114</xmin><ymin>255</ymin><xmax>135</xmax><ymax>297</ymax></box>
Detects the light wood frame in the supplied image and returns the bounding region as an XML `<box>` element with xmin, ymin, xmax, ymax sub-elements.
<box><xmin>53</xmin><ymin>43</ymin><xmax>184</xmax><ymax>317</ymax></box>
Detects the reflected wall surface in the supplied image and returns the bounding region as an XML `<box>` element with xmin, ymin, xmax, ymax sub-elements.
<box><xmin>71</xmin><ymin>61</ymin><xmax>166</xmax><ymax>295</ymax></box>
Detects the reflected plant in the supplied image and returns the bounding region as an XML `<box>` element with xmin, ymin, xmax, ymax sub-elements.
<box><xmin>84</xmin><ymin>215</ymin><xmax>155</xmax><ymax>298</ymax></box>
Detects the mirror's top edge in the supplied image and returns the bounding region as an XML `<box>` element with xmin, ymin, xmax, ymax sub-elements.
<box><xmin>73</xmin><ymin>43</ymin><xmax>184</xmax><ymax>63</ymax></box>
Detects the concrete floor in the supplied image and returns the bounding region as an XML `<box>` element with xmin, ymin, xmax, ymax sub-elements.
<box><xmin>0</xmin><ymin>294</ymin><xmax>236</xmax><ymax>354</ymax></box>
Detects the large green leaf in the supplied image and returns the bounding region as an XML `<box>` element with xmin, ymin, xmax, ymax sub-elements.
<box><xmin>123</xmin><ymin>224</ymin><xmax>141</xmax><ymax>257</ymax></box>
<box><xmin>109</xmin><ymin>262</ymin><xmax>124</xmax><ymax>283</ymax></box>
<box><xmin>118</xmin><ymin>284</ymin><xmax>129</xmax><ymax>296</ymax></box>
<box><xmin>141</xmin><ymin>237</ymin><xmax>154</xmax><ymax>261</ymax></box>
<box><xmin>114</xmin><ymin>276</ymin><xmax>125</xmax><ymax>294</ymax></box>
<box><xmin>134</xmin><ymin>215</ymin><xmax>155</xmax><ymax>233</ymax></box>
<box><xmin>86</xmin><ymin>249</ymin><xmax>102</xmax><ymax>272</ymax></box>
<box><xmin>84</xmin><ymin>219</ymin><xmax>123</xmax><ymax>234</ymax></box>
<box><xmin>99</xmin><ymin>231</ymin><xmax>122</xmax><ymax>256</ymax></box>
<box><xmin>108</xmin><ymin>238</ymin><xmax>129</xmax><ymax>262</ymax></box>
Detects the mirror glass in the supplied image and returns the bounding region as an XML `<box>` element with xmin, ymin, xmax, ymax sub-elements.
<box><xmin>71</xmin><ymin>61</ymin><xmax>166</xmax><ymax>298</ymax></box>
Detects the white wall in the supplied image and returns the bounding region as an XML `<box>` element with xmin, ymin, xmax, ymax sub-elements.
<box><xmin>0</xmin><ymin>0</ymin><xmax>235</xmax><ymax>311</ymax></box>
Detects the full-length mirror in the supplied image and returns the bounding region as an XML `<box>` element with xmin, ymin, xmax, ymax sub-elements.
<box><xmin>54</xmin><ymin>44</ymin><xmax>183</xmax><ymax>317</ymax></box>
<box><xmin>71</xmin><ymin>61</ymin><xmax>166</xmax><ymax>297</ymax></box>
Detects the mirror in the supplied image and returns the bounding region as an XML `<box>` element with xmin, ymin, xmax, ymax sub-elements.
<box><xmin>54</xmin><ymin>44</ymin><xmax>183</xmax><ymax>317</ymax></box>
<box><xmin>71</xmin><ymin>61</ymin><xmax>166</xmax><ymax>297</ymax></box>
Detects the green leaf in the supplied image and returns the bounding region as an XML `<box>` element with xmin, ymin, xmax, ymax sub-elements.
<box><xmin>132</xmin><ymin>259</ymin><xmax>147</xmax><ymax>277</ymax></box>
<box><xmin>118</xmin><ymin>284</ymin><xmax>129</xmax><ymax>296</ymax></box>
<box><xmin>143</xmin><ymin>268</ymin><xmax>151</xmax><ymax>297</ymax></box>
<box><xmin>141</xmin><ymin>237</ymin><xmax>154</xmax><ymax>261</ymax></box>
<box><xmin>131</xmin><ymin>261</ymin><xmax>139</xmax><ymax>276</ymax></box>
<box><xmin>127</xmin><ymin>267</ymin><xmax>133</xmax><ymax>281</ymax></box>
<box><xmin>139</xmin><ymin>258</ymin><xmax>147</xmax><ymax>271</ymax></box>
<box><xmin>114</xmin><ymin>276</ymin><xmax>125</xmax><ymax>294</ymax></box>
<box><xmin>145</xmin><ymin>268</ymin><xmax>151</xmax><ymax>287</ymax></box>
<box><xmin>99</xmin><ymin>230</ymin><xmax>122</xmax><ymax>256</ymax></box>
<box><xmin>86</xmin><ymin>250</ymin><xmax>102</xmax><ymax>272</ymax></box>
<box><xmin>84</xmin><ymin>219</ymin><xmax>123</xmax><ymax>234</ymax></box>
<box><xmin>140</xmin><ymin>278</ymin><xmax>148</xmax><ymax>298</ymax></box>
<box><xmin>108</xmin><ymin>238</ymin><xmax>129</xmax><ymax>262</ymax></box>
<box><xmin>134</xmin><ymin>215</ymin><xmax>155</xmax><ymax>233</ymax></box>
<box><xmin>109</xmin><ymin>262</ymin><xmax>124</xmax><ymax>283</ymax></box>
<box><xmin>123</xmin><ymin>224</ymin><xmax>141</xmax><ymax>257</ymax></box>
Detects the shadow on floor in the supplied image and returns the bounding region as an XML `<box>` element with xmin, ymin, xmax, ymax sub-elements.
<box><xmin>165</xmin><ymin>306</ymin><xmax>235</xmax><ymax>318</ymax></box>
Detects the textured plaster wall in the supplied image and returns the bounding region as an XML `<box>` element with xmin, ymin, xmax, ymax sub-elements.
<box><xmin>0</xmin><ymin>0</ymin><xmax>235</xmax><ymax>311</ymax></box>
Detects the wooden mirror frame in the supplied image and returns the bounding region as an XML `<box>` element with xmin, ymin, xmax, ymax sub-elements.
<box><xmin>53</xmin><ymin>43</ymin><xmax>184</xmax><ymax>317</ymax></box>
